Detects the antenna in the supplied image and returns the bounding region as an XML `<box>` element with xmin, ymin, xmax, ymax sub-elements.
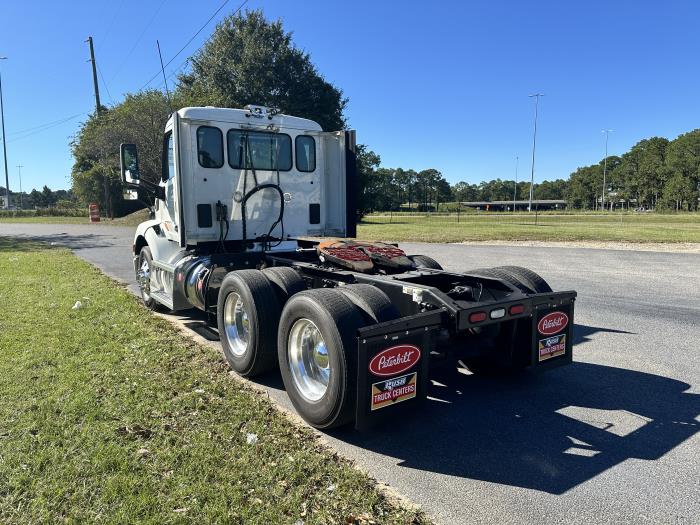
<box><xmin>157</xmin><ymin>40</ymin><xmax>173</xmax><ymax>112</ymax></box>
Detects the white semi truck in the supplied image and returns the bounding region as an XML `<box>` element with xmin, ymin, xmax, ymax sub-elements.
<box><xmin>121</xmin><ymin>105</ymin><xmax>576</xmax><ymax>429</ymax></box>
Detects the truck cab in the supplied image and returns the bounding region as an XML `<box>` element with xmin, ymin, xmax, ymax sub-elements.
<box><xmin>123</xmin><ymin>105</ymin><xmax>356</xmax><ymax>311</ymax></box>
<box><xmin>155</xmin><ymin>106</ymin><xmax>354</xmax><ymax>247</ymax></box>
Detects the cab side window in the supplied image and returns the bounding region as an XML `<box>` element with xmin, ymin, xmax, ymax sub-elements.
<box><xmin>197</xmin><ymin>126</ymin><xmax>224</xmax><ymax>168</ymax></box>
<box><xmin>162</xmin><ymin>131</ymin><xmax>175</xmax><ymax>181</ymax></box>
<box><xmin>296</xmin><ymin>135</ymin><xmax>316</xmax><ymax>172</ymax></box>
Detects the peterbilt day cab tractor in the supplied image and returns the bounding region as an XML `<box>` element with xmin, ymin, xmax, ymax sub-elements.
<box><xmin>120</xmin><ymin>105</ymin><xmax>576</xmax><ymax>429</ymax></box>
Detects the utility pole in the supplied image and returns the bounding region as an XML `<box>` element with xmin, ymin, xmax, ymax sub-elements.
<box><xmin>86</xmin><ymin>37</ymin><xmax>110</xmax><ymax>218</ymax></box>
<box><xmin>601</xmin><ymin>129</ymin><xmax>613</xmax><ymax>212</ymax></box>
<box><xmin>86</xmin><ymin>37</ymin><xmax>102</xmax><ymax>114</ymax></box>
<box><xmin>16</xmin><ymin>165</ymin><xmax>23</xmax><ymax>209</ymax></box>
<box><xmin>528</xmin><ymin>93</ymin><xmax>544</xmax><ymax>212</ymax></box>
<box><xmin>513</xmin><ymin>155</ymin><xmax>519</xmax><ymax>212</ymax></box>
<box><xmin>0</xmin><ymin>56</ymin><xmax>9</xmax><ymax>209</ymax></box>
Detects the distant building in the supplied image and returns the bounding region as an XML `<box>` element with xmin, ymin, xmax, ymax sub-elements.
<box><xmin>459</xmin><ymin>199</ymin><xmax>566</xmax><ymax>211</ymax></box>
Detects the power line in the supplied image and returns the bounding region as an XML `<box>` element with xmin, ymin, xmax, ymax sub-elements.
<box><xmin>96</xmin><ymin>63</ymin><xmax>114</xmax><ymax>104</ymax></box>
<box><xmin>138</xmin><ymin>0</ymin><xmax>249</xmax><ymax>92</ymax></box>
<box><xmin>153</xmin><ymin>0</ymin><xmax>250</xmax><ymax>90</ymax></box>
<box><xmin>100</xmin><ymin>0</ymin><xmax>128</xmax><ymax>50</ymax></box>
<box><xmin>8</xmin><ymin>113</ymin><xmax>87</xmax><ymax>143</ymax></box>
<box><xmin>109</xmin><ymin>0</ymin><xmax>169</xmax><ymax>83</ymax></box>
<box><xmin>7</xmin><ymin>112</ymin><xmax>86</xmax><ymax>136</ymax></box>
<box><xmin>154</xmin><ymin>55</ymin><xmax>192</xmax><ymax>90</ymax></box>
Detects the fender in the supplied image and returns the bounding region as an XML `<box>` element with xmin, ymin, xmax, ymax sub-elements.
<box><xmin>133</xmin><ymin>219</ymin><xmax>182</xmax><ymax>271</ymax></box>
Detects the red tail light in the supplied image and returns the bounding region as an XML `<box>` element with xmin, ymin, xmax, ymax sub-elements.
<box><xmin>509</xmin><ymin>304</ymin><xmax>525</xmax><ymax>315</ymax></box>
<box><xmin>469</xmin><ymin>311</ymin><xmax>487</xmax><ymax>323</ymax></box>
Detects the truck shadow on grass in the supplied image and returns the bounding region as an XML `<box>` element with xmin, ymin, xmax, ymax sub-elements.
<box><xmin>327</xmin><ymin>335</ymin><xmax>699</xmax><ymax>495</ymax></box>
<box><xmin>0</xmin><ymin>233</ymin><xmax>118</xmax><ymax>252</ymax></box>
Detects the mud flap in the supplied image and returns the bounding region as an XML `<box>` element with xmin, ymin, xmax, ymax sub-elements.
<box><xmin>530</xmin><ymin>294</ymin><xmax>575</xmax><ymax>371</ymax></box>
<box><xmin>355</xmin><ymin>310</ymin><xmax>444</xmax><ymax>430</ymax></box>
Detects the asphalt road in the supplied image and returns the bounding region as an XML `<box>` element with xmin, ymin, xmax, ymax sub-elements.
<box><xmin>2</xmin><ymin>223</ymin><xmax>699</xmax><ymax>525</ymax></box>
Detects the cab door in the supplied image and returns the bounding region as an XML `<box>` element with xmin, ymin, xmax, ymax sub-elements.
<box><xmin>158</xmin><ymin>130</ymin><xmax>180</xmax><ymax>244</ymax></box>
<box><xmin>159</xmin><ymin>114</ymin><xmax>186</xmax><ymax>246</ymax></box>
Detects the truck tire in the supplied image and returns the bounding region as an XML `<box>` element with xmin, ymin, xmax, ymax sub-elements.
<box><xmin>217</xmin><ymin>269</ymin><xmax>281</xmax><ymax>377</ymax></box>
<box><xmin>262</xmin><ymin>266</ymin><xmax>307</xmax><ymax>303</ymax></box>
<box><xmin>495</xmin><ymin>266</ymin><xmax>552</xmax><ymax>294</ymax></box>
<box><xmin>338</xmin><ymin>284</ymin><xmax>399</xmax><ymax>324</ymax></box>
<box><xmin>136</xmin><ymin>246</ymin><xmax>159</xmax><ymax>310</ymax></box>
<box><xmin>409</xmin><ymin>254</ymin><xmax>443</xmax><ymax>270</ymax></box>
<box><xmin>469</xmin><ymin>267</ymin><xmax>533</xmax><ymax>294</ymax></box>
<box><xmin>277</xmin><ymin>289</ymin><xmax>366</xmax><ymax>429</ymax></box>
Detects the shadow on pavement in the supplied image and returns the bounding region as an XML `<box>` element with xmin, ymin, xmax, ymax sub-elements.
<box><xmin>573</xmin><ymin>323</ymin><xmax>635</xmax><ymax>344</ymax></box>
<box><xmin>329</xmin><ymin>361</ymin><xmax>699</xmax><ymax>495</ymax></box>
<box><xmin>165</xmin><ymin>314</ymin><xmax>700</xmax><ymax>496</ymax></box>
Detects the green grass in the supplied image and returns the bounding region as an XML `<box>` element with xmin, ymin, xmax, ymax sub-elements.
<box><xmin>358</xmin><ymin>212</ymin><xmax>700</xmax><ymax>243</ymax></box>
<box><xmin>0</xmin><ymin>209</ymin><xmax>149</xmax><ymax>226</ymax></box>
<box><xmin>0</xmin><ymin>215</ymin><xmax>99</xmax><ymax>224</ymax></box>
<box><xmin>0</xmin><ymin>238</ymin><xmax>427</xmax><ymax>525</ymax></box>
<box><xmin>4</xmin><ymin>210</ymin><xmax>699</xmax><ymax>243</ymax></box>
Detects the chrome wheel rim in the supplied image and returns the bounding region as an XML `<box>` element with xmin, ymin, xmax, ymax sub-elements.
<box><xmin>288</xmin><ymin>318</ymin><xmax>329</xmax><ymax>402</ymax></box>
<box><xmin>137</xmin><ymin>256</ymin><xmax>151</xmax><ymax>300</ymax></box>
<box><xmin>223</xmin><ymin>292</ymin><xmax>250</xmax><ymax>356</ymax></box>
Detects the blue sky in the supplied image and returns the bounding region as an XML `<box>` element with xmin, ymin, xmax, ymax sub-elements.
<box><xmin>1</xmin><ymin>0</ymin><xmax>699</xmax><ymax>192</ymax></box>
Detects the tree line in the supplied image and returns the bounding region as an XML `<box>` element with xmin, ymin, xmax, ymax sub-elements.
<box><xmin>359</xmin><ymin>128</ymin><xmax>700</xmax><ymax>213</ymax></box>
<box><xmin>69</xmin><ymin>9</ymin><xmax>699</xmax><ymax>216</ymax></box>
<box><xmin>356</xmin><ymin>158</ymin><xmax>569</xmax><ymax>214</ymax></box>
<box><xmin>0</xmin><ymin>185</ymin><xmax>77</xmax><ymax>210</ymax></box>
<box><xmin>567</xmin><ymin>133</ymin><xmax>700</xmax><ymax>211</ymax></box>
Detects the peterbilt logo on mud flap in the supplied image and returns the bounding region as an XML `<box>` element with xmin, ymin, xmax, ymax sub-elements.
<box><xmin>537</xmin><ymin>312</ymin><xmax>569</xmax><ymax>336</ymax></box>
<box><xmin>368</xmin><ymin>345</ymin><xmax>421</xmax><ymax>377</ymax></box>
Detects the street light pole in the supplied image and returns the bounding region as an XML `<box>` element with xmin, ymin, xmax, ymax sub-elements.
<box><xmin>528</xmin><ymin>93</ymin><xmax>544</xmax><ymax>212</ymax></box>
<box><xmin>601</xmin><ymin>129</ymin><xmax>614</xmax><ymax>212</ymax></box>
<box><xmin>0</xmin><ymin>57</ymin><xmax>9</xmax><ymax>209</ymax></box>
<box><xmin>16</xmin><ymin>165</ymin><xmax>23</xmax><ymax>209</ymax></box>
<box><xmin>513</xmin><ymin>155</ymin><xmax>519</xmax><ymax>212</ymax></box>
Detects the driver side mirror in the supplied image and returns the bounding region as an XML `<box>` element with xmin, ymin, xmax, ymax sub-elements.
<box><xmin>120</xmin><ymin>143</ymin><xmax>140</xmax><ymax>186</ymax></box>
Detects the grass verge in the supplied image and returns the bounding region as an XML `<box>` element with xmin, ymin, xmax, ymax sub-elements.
<box><xmin>0</xmin><ymin>238</ymin><xmax>427</xmax><ymax>524</ymax></box>
<box><xmin>3</xmin><ymin>211</ymin><xmax>700</xmax><ymax>243</ymax></box>
<box><xmin>358</xmin><ymin>213</ymin><xmax>700</xmax><ymax>243</ymax></box>
<box><xmin>0</xmin><ymin>209</ymin><xmax>150</xmax><ymax>226</ymax></box>
<box><xmin>0</xmin><ymin>216</ymin><xmax>98</xmax><ymax>224</ymax></box>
